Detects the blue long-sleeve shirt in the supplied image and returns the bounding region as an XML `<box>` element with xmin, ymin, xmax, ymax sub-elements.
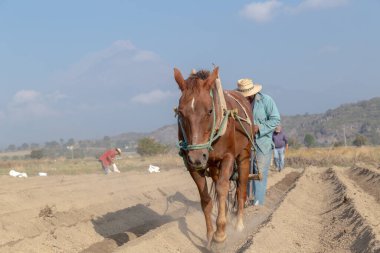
<box><xmin>273</xmin><ymin>131</ymin><xmax>288</xmax><ymax>148</ymax></box>
<box><xmin>252</xmin><ymin>93</ymin><xmax>281</xmax><ymax>154</ymax></box>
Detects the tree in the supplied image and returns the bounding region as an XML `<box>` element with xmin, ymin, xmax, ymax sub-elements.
<box><xmin>304</xmin><ymin>133</ymin><xmax>316</xmax><ymax>148</ymax></box>
<box><xmin>352</xmin><ymin>134</ymin><xmax>367</xmax><ymax>147</ymax></box>
<box><xmin>30</xmin><ymin>143</ymin><xmax>40</xmax><ymax>149</ymax></box>
<box><xmin>6</xmin><ymin>144</ymin><xmax>16</xmax><ymax>152</ymax></box>
<box><xmin>288</xmin><ymin>137</ymin><xmax>301</xmax><ymax>149</ymax></box>
<box><xmin>333</xmin><ymin>141</ymin><xmax>344</xmax><ymax>147</ymax></box>
<box><xmin>66</xmin><ymin>138</ymin><xmax>75</xmax><ymax>146</ymax></box>
<box><xmin>136</xmin><ymin>137</ymin><xmax>168</xmax><ymax>156</ymax></box>
<box><xmin>20</xmin><ymin>143</ymin><xmax>29</xmax><ymax>150</ymax></box>
<box><xmin>30</xmin><ymin>149</ymin><xmax>44</xmax><ymax>159</ymax></box>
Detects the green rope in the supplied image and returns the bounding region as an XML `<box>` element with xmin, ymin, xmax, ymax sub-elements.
<box><xmin>176</xmin><ymin>90</ymin><xmax>259</xmax><ymax>175</ymax></box>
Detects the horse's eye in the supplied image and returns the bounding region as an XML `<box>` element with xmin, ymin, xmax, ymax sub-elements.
<box><xmin>208</xmin><ymin>109</ymin><xmax>213</xmax><ymax>115</ymax></box>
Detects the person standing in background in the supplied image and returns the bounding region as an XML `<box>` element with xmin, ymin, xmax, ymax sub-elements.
<box><xmin>272</xmin><ymin>125</ymin><xmax>288</xmax><ymax>172</ymax></box>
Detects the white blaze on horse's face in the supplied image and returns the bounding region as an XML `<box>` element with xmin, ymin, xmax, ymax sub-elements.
<box><xmin>191</xmin><ymin>97</ymin><xmax>195</xmax><ymax>112</ymax></box>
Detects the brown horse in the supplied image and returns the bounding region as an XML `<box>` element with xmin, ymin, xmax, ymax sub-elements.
<box><xmin>173</xmin><ymin>67</ymin><xmax>253</xmax><ymax>247</ymax></box>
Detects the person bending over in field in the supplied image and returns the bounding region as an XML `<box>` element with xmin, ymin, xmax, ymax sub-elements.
<box><xmin>98</xmin><ymin>148</ymin><xmax>122</xmax><ymax>174</ymax></box>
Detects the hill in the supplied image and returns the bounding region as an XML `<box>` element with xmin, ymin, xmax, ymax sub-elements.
<box><xmin>144</xmin><ymin>97</ymin><xmax>380</xmax><ymax>147</ymax></box>
<box><xmin>282</xmin><ymin>97</ymin><xmax>380</xmax><ymax>146</ymax></box>
<box><xmin>3</xmin><ymin>97</ymin><xmax>379</xmax><ymax>157</ymax></box>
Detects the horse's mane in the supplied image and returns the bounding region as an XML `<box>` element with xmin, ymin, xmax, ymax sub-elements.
<box><xmin>186</xmin><ymin>70</ymin><xmax>210</xmax><ymax>93</ymax></box>
<box><xmin>189</xmin><ymin>70</ymin><xmax>210</xmax><ymax>80</ymax></box>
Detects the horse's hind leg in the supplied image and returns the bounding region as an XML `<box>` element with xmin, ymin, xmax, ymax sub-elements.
<box><xmin>236</xmin><ymin>146</ymin><xmax>250</xmax><ymax>231</ymax></box>
<box><xmin>189</xmin><ymin>170</ymin><xmax>213</xmax><ymax>248</ymax></box>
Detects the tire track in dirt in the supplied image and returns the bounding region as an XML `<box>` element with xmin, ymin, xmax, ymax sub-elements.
<box><xmin>243</xmin><ymin>166</ymin><xmax>380</xmax><ymax>253</ymax></box>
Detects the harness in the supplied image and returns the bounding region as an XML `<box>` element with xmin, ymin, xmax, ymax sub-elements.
<box><xmin>174</xmin><ymin>88</ymin><xmax>262</xmax><ymax>181</ymax></box>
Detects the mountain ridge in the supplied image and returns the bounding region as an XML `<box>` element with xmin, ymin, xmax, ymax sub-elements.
<box><xmin>144</xmin><ymin>96</ymin><xmax>380</xmax><ymax>147</ymax></box>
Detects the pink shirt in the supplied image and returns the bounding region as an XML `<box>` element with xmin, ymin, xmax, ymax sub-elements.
<box><xmin>99</xmin><ymin>149</ymin><xmax>118</xmax><ymax>166</ymax></box>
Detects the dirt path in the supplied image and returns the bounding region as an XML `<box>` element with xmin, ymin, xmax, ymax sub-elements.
<box><xmin>0</xmin><ymin>166</ymin><xmax>379</xmax><ymax>253</ymax></box>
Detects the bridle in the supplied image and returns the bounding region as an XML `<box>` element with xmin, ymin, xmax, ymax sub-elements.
<box><xmin>175</xmin><ymin>89</ymin><xmax>230</xmax><ymax>151</ymax></box>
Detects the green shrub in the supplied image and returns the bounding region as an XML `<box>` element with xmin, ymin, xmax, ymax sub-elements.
<box><xmin>136</xmin><ymin>137</ymin><xmax>168</xmax><ymax>156</ymax></box>
<box><xmin>304</xmin><ymin>133</ymin><xmax>316</xmax><ymax>148</ymax></box>
<box><xmin>352</xmin><ymin>134</ymin><xmax>367</xmax><ymax>147</ymax></box>
<box><xmin>30</xmin><ymin>149</ymin><xmax>44</xmax><ymax>159</ymax></box>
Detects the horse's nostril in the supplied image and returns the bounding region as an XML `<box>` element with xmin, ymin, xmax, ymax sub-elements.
<box><xmin>202</xmin><ymin>153</ymin><xmax>208</xmax><ymax>160</ymax></box>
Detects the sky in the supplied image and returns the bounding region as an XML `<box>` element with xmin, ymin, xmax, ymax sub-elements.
<box><xmin>0</xmin><ymin>0</ymin><xmax>379</xmax><ymax>148</ymax></box>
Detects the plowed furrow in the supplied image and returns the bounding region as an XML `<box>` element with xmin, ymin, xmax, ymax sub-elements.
<box><xmin>243</xmin><ymin>167</ymin><xmax>380</xmax><ymax>253</ymax></box>
<box><xmin>348</xmin><ymin>166</ymin><xmax>380</xmax><ymax>203</ymax></box>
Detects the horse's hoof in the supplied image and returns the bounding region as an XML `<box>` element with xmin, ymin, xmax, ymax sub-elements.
<box><xmin>213</xmin><ymin>232</ymin><xmax>227</xmax><ymax>243</ymax></box>
<box><xmin>210</xmin><ymin>237</ymin><xmax>227</xmax><ymax>252</ymax></box>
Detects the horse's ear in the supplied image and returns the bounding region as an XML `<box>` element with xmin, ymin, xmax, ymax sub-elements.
<box><xmin>174</xmin><ymin>68</ymin><xmax>186</xmax><ymax>92</ymax></box>
<box><xmin>205</xmin><ymin>67</ymin><xmax>219</xmax><ymax>89</ymax></box>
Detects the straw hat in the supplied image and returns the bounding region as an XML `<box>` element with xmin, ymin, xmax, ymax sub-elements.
<box><xmin>236</xmin><ymin>79</ymin><xmax>262</xmax><ymax>97</ymax></box>
<box><xmin>116</xmin><ymin>148</ymin><xmax>122</xmax><ymax>154</ymax></box>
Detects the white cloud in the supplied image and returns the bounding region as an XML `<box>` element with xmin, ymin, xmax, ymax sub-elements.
<box><xmin>133</xmin><ymin>50</ymin><xmax>159</xmax><ymax>62</ymax></box>
<box><xmin>6</xmin><ymin>90</ymin><xmax>66</xmax><ymax>120</ymax></box>
<box><xmin>293</xmin><ymin>0</ymin><xmax>348</xmax><ymax>12</ymax></box>
<box><xmin>57</xmin><ymin>40</ymin><xmax>162</xmax><ymax>87</ymax></box>
<box><xmin>241</xmin><ymin>0</ymin><xmax>348</xmax><ymax>22</ymax></box>
<box><xmin>240</xmin><ymin>0</ymin><xmax>283</xmax><ymax>23</ymax></box>
<box><xmin>53</xmin><ymin>39</ymin><xmax>171</xmax><ymax>102</ymax></box>
<box><xmin>12</xmin><ymin>90</ymin><xmax>41</xmax><ymax>104</ymax></box>
<box><xmin>131</xmin><ymin>90</ymin><xmax>176</xmax><ymax>105</ymax></box>
<box><xmin>46</xmin><ymin>91</ymin><xmax>68</xmax><ymax>102</ymax></box>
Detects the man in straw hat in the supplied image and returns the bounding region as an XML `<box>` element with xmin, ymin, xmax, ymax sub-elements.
<box><xmin>236</xmin><ymin>78</ymin><xmax>280</xmax><ymax>206</ymax></box>
<box><xmin>98</xmin><ymin>148</ymin><xmax>122</xmax><ymax>174</ymax></box>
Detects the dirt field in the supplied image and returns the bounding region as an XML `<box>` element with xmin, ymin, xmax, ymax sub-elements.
<box><xmin>0</xmin><ymin>165</ymin><xmax>379</xmax><ymax>253</ymax></box>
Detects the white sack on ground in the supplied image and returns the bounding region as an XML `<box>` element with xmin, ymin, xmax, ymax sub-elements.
<box><xmin>9</xmin><ymin>169</ymin><xmax>28</xmax><ymax>178</ymax></box>
<box><xmin>112</xmin><ymin>163</ymin><xmax>120</xmax><ymax>173</ymax></box>
<box><xmin>148</xmin><ymin>165</ymin><xmax>160</xmax><ymax>173</ymax></box>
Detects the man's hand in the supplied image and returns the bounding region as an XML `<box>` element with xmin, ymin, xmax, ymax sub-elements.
<box><xmin>253</xmin><ymin>124</ymin><xmax>259</xmax><ymax>134</ymax></box>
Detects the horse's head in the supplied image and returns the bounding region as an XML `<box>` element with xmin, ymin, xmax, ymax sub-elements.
<box><xmin>174</xmin><ymin>67</ymin><xmax>219</xmax><ymax>170</ymax></box>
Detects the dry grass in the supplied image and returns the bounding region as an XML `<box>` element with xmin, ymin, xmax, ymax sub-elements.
<box><xmin>0</xmin><ymin>153</ymin><xmax>184</xmax><ymax>176</ymax></box>
<box><xmin>286</xmin><ymin>146</ymin><xmax>380</xmax><ymax>168</ymax></box>
<box><xmin>1</xmin><ymin>146</ymin><xmax>379</xmax><ymax>176</ymax></box>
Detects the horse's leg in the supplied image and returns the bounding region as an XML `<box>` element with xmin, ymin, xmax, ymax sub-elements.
<box><xmin>189</xmin><ymin>170</ymin><xmax>214</xmax><ymax>248</ymax></box>
<box><xmin>236</xmin><ymin>146</ymin><xmax>250</xmax><ymax>231</ymax></box>
<box><xmin>213</xmin><ymin>153</ymin><xmax>234</xmax><ymax>243</ymax></box>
